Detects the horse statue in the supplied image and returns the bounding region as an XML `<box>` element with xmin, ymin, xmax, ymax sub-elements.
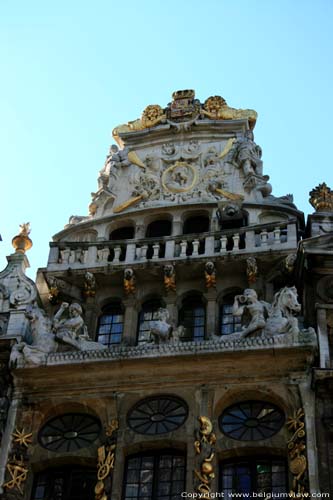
<box><xmin>264</xmin><ymin>286</ymin><xmax>301</xmax><ymax>336</ymax></box>
<box><xmin>10</xmin><ymin>303</ymin><xmax>57</xmax><ymax>367</ymax></box>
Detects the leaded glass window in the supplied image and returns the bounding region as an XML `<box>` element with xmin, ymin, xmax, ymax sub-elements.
<box><xmin>31</xmin><ymin>467</ymin><xmax>96</xmax><ymax>500</ymax></box>
<box><xmin>220</xmin><ymin>459</ymin><xmax>288</xmax><ymax>498</ymax></box>
<box><xmin>38</xmin><ymin>413</ymin><xmax>101</xmax><ymax>452</ymax></box>
<box><xmin>127</xmin><ymin>396</ymin><xmax>188</xmax><ymax>435</ymax></box>
<box><xmin>137</xmin><ymin>299</ymin><xmax>163</xmax><ymax>344</ymax></box>
<box><xmin>219</xmin><ymin>294</ymin><xmax>242</xmax><ymax>335</ymax></box>
<box><xmin>219</xmin><ymin>401</ymin><xmax>285</xmax><ymax>441</ymax></box>
<box><xmin>123</xmin><ymin>451</ymin><xmax>186</xmax><ymax>500</ymax></box>
<box><xmin>97</xmin><ymin>303</ymin><xmax>124</xmax><ymax>347</ymax></box>
<box><xmin>178</xmin><ymin>295</ymin><xmax>205</xmax><ymax>341</ymax></box>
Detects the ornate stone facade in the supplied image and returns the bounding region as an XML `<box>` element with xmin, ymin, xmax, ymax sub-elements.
<box><xmin>0</xmin><ymin>90</ymin><xmax>331</xmax><ymax>499</ymax></box>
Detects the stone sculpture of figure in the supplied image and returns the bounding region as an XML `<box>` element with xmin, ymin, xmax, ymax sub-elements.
<box><xmin>164</xmin><ymin>265</ymin><xmax>176</xmax><ymax>292</ymax></box>
<box><xmin>231</xmin><ymin>130</ymin><xmax>263</xmax><ymax>177</ymax></box>
<box><xmin>205</xmin><ymin>262</ymin><xmax>216</xmax><ymax>289</ymax></box>
<box><xmin>9</xmin><ymin>303</ymin><xmax>57</xmax><ymax>367</ymax></box>
<box><xmin>150</xmin><ymin>308</ymin><xmax>172</xmax><ymax>344</ymax></box>
<box><xmin>124</xmin><ymin>268</ymin><xmax>136</xmax><ymax>295</ymax></box>
<box><xmin>53</xmin><ymin>302</ymin><xmax>85</xmax><ymax>347</ymax></box>
<box><xmin>233</xmin><ymin>289</ymin><xmax>271</xmax><ymax>338</ymax></box>
<box><xmin>53</xmin><ymin>302</ymin><xmax>106</xmax><ymax>351</ymax></box>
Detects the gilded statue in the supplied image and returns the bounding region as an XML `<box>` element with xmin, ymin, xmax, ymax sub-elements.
<box><xmin>202</xmin><ymin>95</ymin><xmax>257</xmax><ymax>128</ymax></box>
<box><xmin>205</xmin><ymin>262</ymin><xmax>216</xmax><ymax>289</ymax></box>
<box><xmin>124</xmin><ymin>268</ymin><xmax>136</xmax><ymax>295</ymax></box>
<box><xmin>112</xmin><ymin>104</ymin><xmax>166</xmax><ymax>138</ymax></box>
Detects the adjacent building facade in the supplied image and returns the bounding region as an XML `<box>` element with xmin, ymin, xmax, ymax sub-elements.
<box><xmin>0</xmin><ymin>90</ymin><xmax>332</xmax><ymax>499</ymax></box>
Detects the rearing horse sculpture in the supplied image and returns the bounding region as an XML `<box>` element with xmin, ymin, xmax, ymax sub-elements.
<box><xmin>265</xmin><ymin>286</ymin><xmax>301</xmax><ymax>336</ymax></box>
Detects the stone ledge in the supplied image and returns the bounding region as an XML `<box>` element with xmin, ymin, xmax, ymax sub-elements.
<box><xmin>44</xmin><ymin>330</ymin><xmax>317</xmax><ymax>367</ymax></box>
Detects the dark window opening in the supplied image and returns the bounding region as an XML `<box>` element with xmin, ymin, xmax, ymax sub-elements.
<box><xmin>123</xmin><ymin>450</ymin><xmax>186</xmax><ymax>500</ymax></box>
<box><xmin>179</xmin><ymin>296</ymin><xmax>205</xmax><ymax>341</ymax></box>
<box><xmin>219</xmin><ymin>458</ymin><xmax>288</xmax><ymax>498</ymax></box>
<box><xmin>146</xmin><ymin>220</ymin><xmax>172</xmax><ymax>238</ymax></box>
<box><xmin>217</xmin><ymin>209</ymin><xmax>248</xmax><ymax>231</ymax></box>
<box><xmin>31</xmin><ymin>467</ymin><xmax>96</xmax><ymax>500</ymax></box>
<box><xmin>219</xmin><ymin>294</ymin><xmax>242</xmax><ymax>335</ymax></box>
<box><xmin>97</xmin><ymin>302</ymin><xmax>124</xmax><ymax>346</ymax></box>
<box><xmin>183</xmin><ymin>216</ymin><xmax>209</xmax><ymax>235</ymax></box>
<box><xmin>110</xmin><ymin>226</ymin><xmax>135</xmax><ymax>240</ymax></box>
<box><xmin>137</xmin><ymin>299</ymin><xmax>164</xmax><ymax>344</ymax></box>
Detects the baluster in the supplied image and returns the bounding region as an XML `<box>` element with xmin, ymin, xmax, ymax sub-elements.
<box><xmin>273</xmin><ymin>227</ymin><xmax>281</xmax><ymax>243</ymax></box>
<box><xmin>113</xmin><ymin>246</ymin><xmax>121</xmax><ymax>263</ymax></box>
<box><xmin>152</xmin><ymin>243</ymin><xmax>160</xmax><ymax>260</ymax></box>
<box><xmin>141</xmin><ymin>244</ymin><xmax>148</xmax><ymax>260</ymax></box>
<box><xmin>260</xmin><ymin>230</ymin><xmax>269</xmax><ymax>246</ymax></box>
<box><xmin>233</xmin><ymin>233</ymin><xmax>240</xmax><ymax>250</ymax></box>
<box><xmin>192</xmin><ymin>239</ymin><xmax>200</xmax><ymax>256</ymax></box>
<box><xmin>60</xmin><ymin>248</ymin><xmax>71</xmax><ymax>263</ymax></box>
<box><xmin>220</xmin><ymin>235</ymin><xmax>227</xmax><ymax>253</ymax></box>
<box><xmin>180</xmin><ymin>240</ymin><xmax>187</xmax><ymax>257</ymax></box>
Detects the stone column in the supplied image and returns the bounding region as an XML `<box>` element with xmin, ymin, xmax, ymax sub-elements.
<box><xmin>299</xmin><ymin>380</ymin><xmax>320</xmax><ymax>493</ymax></box>
<box><xmin>205</xmin><ymin>289</ymin><xmax>217</xmax><ymax>339</ymax></box>
<box><xmin>0</xmin><ymin>395</ymin><xmax>19</xmax><ymax>494</ymax></box>
<box><xmin>85</xmin><ymin>297</ymin><xmax>99</xmax><ymax>341</ymax></box>
<box><xmin>316</xmin><ymin>306</ymin><xmax>330</xmax><ymax>368</ymax></box>
<box><xmin>123</xmin><ymin>298</ymin><xmax>139</xmax><ymax>345</ymax></box>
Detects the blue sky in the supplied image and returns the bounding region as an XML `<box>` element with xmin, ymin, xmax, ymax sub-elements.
<box><xmin>1</xmin><ymin>0</ymin><xmax>333</xmax><ymax>278</ymax></box>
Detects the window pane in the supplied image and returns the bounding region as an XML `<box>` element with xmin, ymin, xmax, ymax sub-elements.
<box><xmin>123</xmin><ymin>452</ymin><xmax>185</xmax><ymax>500</ymax></box>
<box><xmin>97</xmin><ymin>305</ymin><xmax>124</xmax><ymax>346</ymax></box>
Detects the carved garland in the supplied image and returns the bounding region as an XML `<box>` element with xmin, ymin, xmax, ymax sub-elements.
<box><xmin>95</xmin><ymin>419</ymin><xmax>118</xmax><ymax>500</ymax></box>
<box><xmin>194</xmin><ymin>416</ymin><xmax>216</xmax><ymax>498</ymax></box>
<box><xmin>286</xmin><ymin>408</ymin><xmax>308</xmax><ymax>496</ymax></box>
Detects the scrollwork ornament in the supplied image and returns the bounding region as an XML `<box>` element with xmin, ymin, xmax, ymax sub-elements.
<box><xmin>95</xmin><ymin>419</ymin><xmax>118</xmax><ymax>500</ymax></box>
<box><xmin>286</xmin><ymin>408</ymin><xmax>308</xmax><ymax>495</ymax></box>
<box><xmin>194</xmin><ymin>416</ymin><xmax>216</xmax><ymax>497</ymax></box>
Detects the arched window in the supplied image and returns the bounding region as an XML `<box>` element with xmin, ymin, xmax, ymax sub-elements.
<box><xmin>123</xmin><ymin>450</ymin><xmax>186</xmax><ymax>500</ymax></box>
<box><xmin>219</xmin><ymin>458</ymin><xmax>288</xmax><ymax>497</ymax></box>
<box><xmin>31</xmin><ymin>466</ymin><xmax>96</xmax><ymax>500</ymax></box>
<box><xmin>183</xmin><ymin>215</ymin><xmax>209</xmax><ymax>235</ymax></box>
<box><xmin>219</xmin><ymin>401</ymin><xmax>285</xmax><ymax>441</ymax></box>
<box><xmin>219</xmin><ymin>292</ymin><xmax>242</xmax><ymax>335</ymax></box>
<box><xmin>137</xmin><ymin>299</ymin><xmax>164</xmax><ymax>344</ymax></box>
<box><xmin>97</xmin><ymin>302</ymin><xmax>124</xmax><ymax>346</ymax></box>
<box><xmin>179</xmin><ymin>295</ymin><xmax>206</xmax><ymax>341</ymax></box>
<box><xmin>146</xmin><ymin>219</ymin><xmax>172</xmax><ymax>238</ymax></box>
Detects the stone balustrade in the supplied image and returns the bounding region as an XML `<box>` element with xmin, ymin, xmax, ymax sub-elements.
<box><xmin>47</xmin><ymin>220</ymin><xmax>298</xmax><ymax>270</ymax></box>
<box><xmin>44</xmin><ymin>328</ymin><xmax>316</xmax><ymax>367</ymax></box>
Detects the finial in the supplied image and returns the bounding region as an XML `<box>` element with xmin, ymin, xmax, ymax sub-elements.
<box><xmin>12</xmin><ymin>223</ymin><xmax>33</xmax><ymax>254</ymax></box>
<box><xmin>309</xmin><ymin>183</ymin><xmax>333</xmax><ymax>212</ymax></box>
